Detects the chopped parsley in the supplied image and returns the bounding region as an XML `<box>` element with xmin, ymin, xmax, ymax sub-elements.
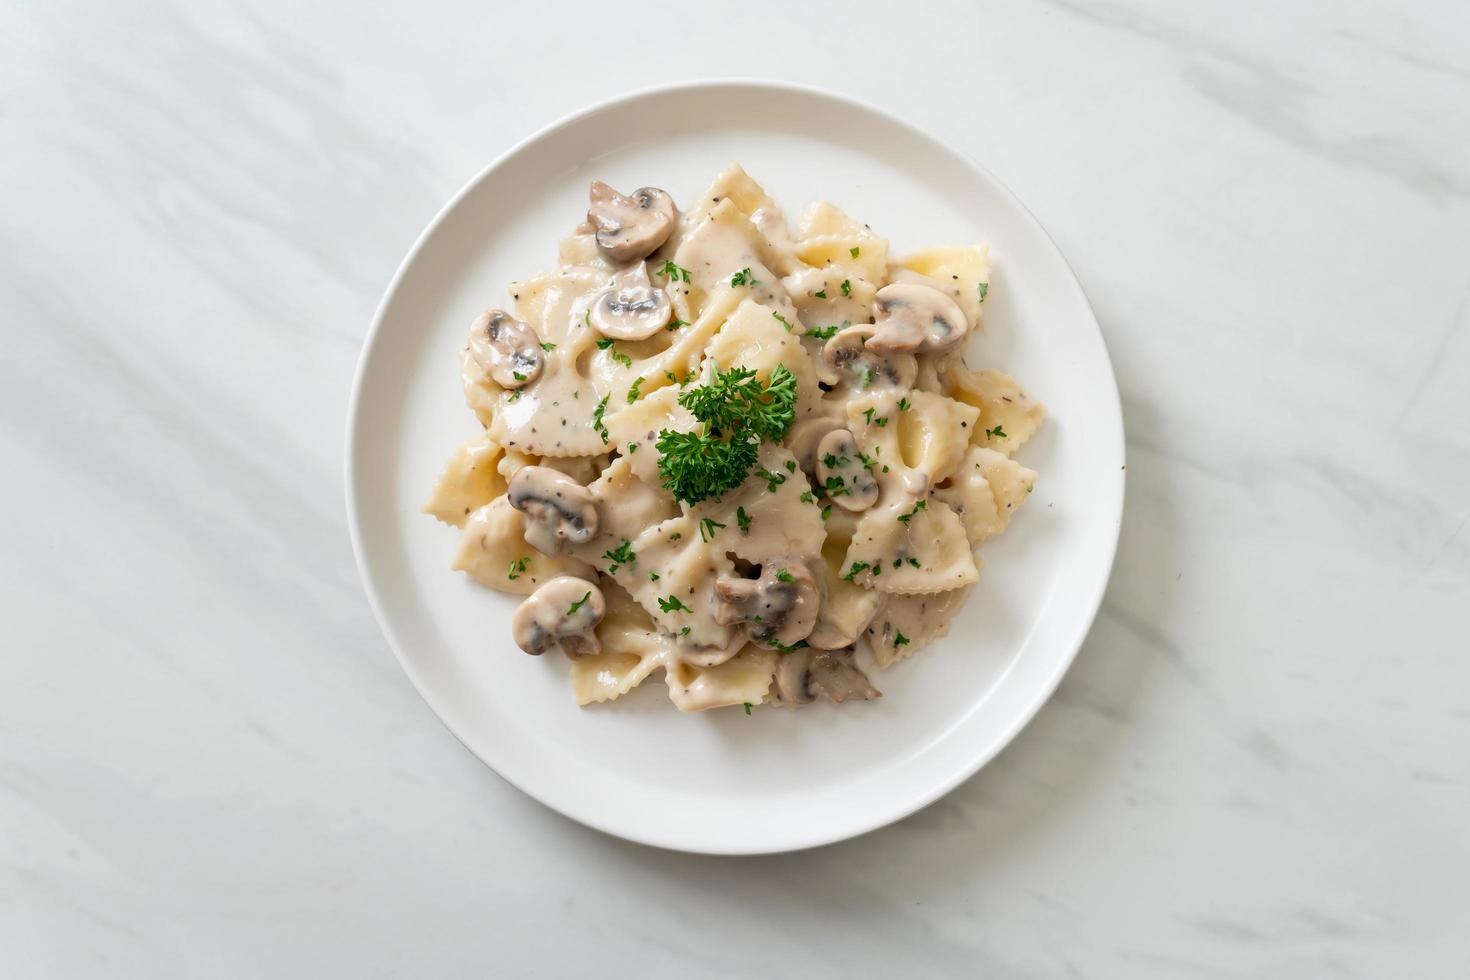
<box><xmin>775</xmin><ymin>568</ymin><xmax>795</xmax><ymax>583</ymax></box>
<box><xmin>757</xmin><ymin>467</ymin><xmax>787</xmax><ymax>492</ymax></box>
<box><xmin>658</xmin><ymin>260</ymin><xmax>691</xmax><ymax>283</ymax></box>
<box><xmin>907</xmin><ymin>556</ymin><xmax>921</xmax><ymax>568</ymax></box>
<box><xmin>539</xmin><ymin>341</ymin><xmax>556</xmax><ymax>352</ymax></box>
<box><xmin>842</xmin><ymin>561</ymin><xmax>870</xmax><ymax>583</ymax></box>
<box><xmin>784</xmin><ymin>460</ymin><xmax>797</xmax><ymax>472</ymax></box>
<box><xmin>601</xmin><ymin>539</ymin><xmax>636</xmax><ymax>574</ymax></box>
<box><xmin>977</xmin><ymin>281</ymin><xmax>989</xmax><ymax>301</ymax></box>
<box><xmin>512</xmin><ymin>371</ymin><xmax>527</xmax><ymax>382</ymax></box>
<box><xmin>862</xmin><ymin>407</ymin><xmax>876</xmax><ymax>425</ymax></box>
<box><xmin>806</xmin><ymin>323</ymin><xmax>844</xmax><ymax>340</ymax></box>
<box><xmin>627</xmin><ymin>441</ymin><xmax>639</xmax><ymax>454</ymax></box>
<box><xmin>595</xmin><ymin>337</ymin><xmax>614</xmax><ymax>350</ymax></box>
<box><xmin>840</xmin><ymin>278</ymin><xmax>852</xmax><ymax>296</ymax></box>
<box><xmin>874</xmin><ymin>415</ymin><xmax>889</xmax><ymax>427</ymax></box>
<box><xmin>508</xmin><ymin>389</ymin><xmax>523</xmax><ymax>403</ymax></box>
<box><xmin>566</xmin><ymin>591</ymin><xmax>592</xmax><ymax>615</ymax></box>
<box><xmin>772</xmin><ymin>311</ymin><xmax>795</xmax><ymax>332</ymax></box>
<box><xmin>667</xmin><ymin>319</ymin><xmax>689</xmax><ymax>331</ymax></box>
<box><xmin>730</xmin><ymin>268</ymin><xmax>755</xmax><ymax>287</ymax></box>
<box><xmin>611</xmin><ymin>350</ymin><xmax>632</xmax><ymax>368</ymax></box>
<box><xmin>768</xmin><ymin>637</ymin><xmax>810</xmax><ymax>654</ymax></box>
<box><xmin>592</xmin><ymin>394</ymin><xmax>610</xmax><ymax>444</ymax></box>
<box><xmin>658</xmin><ymin>594</ymin><xmax>692</xmax><ymax>613</ymax></box>
<box><xmin>849</xmin><ymin>246</ymin><xmax>860</xmax><ymax>258</ymax></box>
<box><xmin>853</xmin><ymin>362</ymin><xmax>874</xmax><ymax>389</ymax></box>
<box><xmin>648</xmin><ymin>571</ymin><xmax>660</xmax><ymax>581</ymax></box>
<box><xmin>823</xmin><ymin>475</ymin><xmax>850</xmax><ymax>497</ymax></box>
<box><xmin>814</xmin><ymin>289</ymin><xmax>827</xmax><ymax>299</ymax></box>
<box><xmin>898</xmin><ymin>397</ymin><xmax>911</xmax><ymax>411</ymax></box>
<box><xmin>799</xmin><ymin>491</ymin><xmax>814</xmax><ymax>503</ymax></box>
<box><xmin>743</xmin><ymin>702</ymin><xmax>753</xmax><ymax>715</ymax></box>
<box><xmin>894</xmin><ymin>630</ymin><xmax>911</xmax><ymax>647</ymax></box>
<box><xmin>506</xmin><ymin>556</ymin><xmax>531</xmax><ymax>581</ymax></box>
<box><xmin>897</xmin><ymin>499</ymin><xmax>927</xmax><ymax>524</ymax></box>
<box><xmin>736</xmin><ymin>506</ymin><xmax>752</xmax><ymax>533</ymax></box>
<box><xmin>985</xmin><ymin>424</ymin><xmax>1007</xmax><ymax>440</ymax></box>
<box><xmin>626</xmin><ymin>377</ymin><xmax>644</xmax><ymax>403</ymax></box>
<box><xmin>698</xmin><ymin>517</ymin><xmax>726</xmax><ymax>542</ymax></box>
<box><xmin>679</xmin><ymin>626</ymin><xmax>691</xmax><ymax>636</ymax></box>
<box><xmin>820</xmin><ymin>505</ymin><xmax>832</xmax><ymax>520</ymax></box>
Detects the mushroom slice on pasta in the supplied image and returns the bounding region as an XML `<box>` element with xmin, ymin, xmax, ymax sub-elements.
<box><xmin>570</xmin><ymin>581</ymin><xmax>674</xmax><ymax>705</ymax></box>
<box><xmin>452</xmin><ymin>496</ymin><xmax>597</xmax><ymax>595</ymax></box>
<box><xmin>894</xmin><ymin>244</ymin><xmax>991</xmax><ymax>329</ymax></box>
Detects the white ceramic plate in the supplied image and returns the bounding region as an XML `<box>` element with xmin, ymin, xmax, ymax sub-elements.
<box><xmin>347</xmin><ymin>80</ymin><xmax>1124</xmax><ymax>855</ymax></box>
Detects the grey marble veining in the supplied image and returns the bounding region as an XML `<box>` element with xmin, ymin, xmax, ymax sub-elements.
<box><xmin>2</xmin><ymin>0</ymin><xmax>1467</xmax><ymax>976</ymax></box>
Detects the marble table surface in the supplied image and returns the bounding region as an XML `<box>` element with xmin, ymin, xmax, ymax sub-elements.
<box><xmin>4</xmin><ymin>1</ymin><xmax>1467</xmax><ymax>976</ymax></box>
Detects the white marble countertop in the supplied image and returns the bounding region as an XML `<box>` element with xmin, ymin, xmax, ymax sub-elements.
<box><xmin>4</xmin><ymin>1</ymin><xmax>1467</xmax><ymax>976</ymax></box>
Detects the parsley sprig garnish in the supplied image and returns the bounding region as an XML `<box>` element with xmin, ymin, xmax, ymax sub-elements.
<box><xmin>655</xmin><ymin>364</ymin><xmax>798</xmax><ymax>504</ymax></box>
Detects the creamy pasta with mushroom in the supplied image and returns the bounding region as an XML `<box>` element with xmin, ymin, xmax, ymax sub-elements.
<box><xmin>424</xmin><ymin>165</ymin><xmax>1045</xmax><ymax>711</ymax></box>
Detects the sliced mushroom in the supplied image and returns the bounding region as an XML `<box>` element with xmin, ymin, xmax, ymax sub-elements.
<box><xmin>587</xmin><ymin>182</ymin><xmax>676</xmax><ymax>263</ymax></box>
<box><xmin>785</xmin><ymin>413</ymin><xmax>844</xmax><ymax>478</ymax></box>
<box><xmin>817</xmin><ymin>323</ymin><xmax>917</xmax><ymax>391</ymax></box>
<box><xmin>772</xmin><ymin>647</ymin><xmax>881</xmax><ymax>705</ymax></box>
<box><xmin>713</xmin><ymin>561</ymin><xmax>819</xmax><ymax>650</ymax></box>
<box><xmin>814</xmin><ymin>429</ymin><xmax>879</xmax><ymax>512</ymax></box>
<box><xmin>468</xmin><ymin>309</ymin><xmax>544</xmax><ymax>389</ymax></box>
<box><xmin>507</xmin><ymin>465</ymin><xmax>598</xmax><ymax>555</ymax></box>
<box><xmin>808</xmin><ymin>648</ymin><xmax>882</xmax><ymax>703</ymax></box>
<box><xmin>511</xmin><ymin>576</ymin><xmax>604</xmax><ymax>658</ymax></box>
<box><xmin>869</xmin><ymin>282</ymin><xmax>970</xmax><ymax>355</ymax></box>
<box><xmin>588</xmin><ymin>263</ymin><xmax>672</xmax><ymax>340</ymax></box>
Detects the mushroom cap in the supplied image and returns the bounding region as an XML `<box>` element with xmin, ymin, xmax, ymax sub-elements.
<box><xmin>817</xmin><ymin>323</ymin><xmax>917</xmax><ymax>390</ymax></box>
<box><xmin>587</xmin><ymin>182</ymin><xmax>677</xmax><ymax>264</ymax></box>
<box><xmin>869</xmin><ymin>282</ymin><xmax>971</xmax><ymax>355</ymax></box>
<box><xmin>588</xmin><ymin>263</ymin><xmax>673</xmax><ymax>341</ymax></box>
<box><xmin>511</xmin><ymin>576</ymin><xmax>605</xmax><ymax>658</ymax></box>
<box><xmin>814</xmin><ymin>429</ymin><xmax>880</xmax><ymax>512</ymax></box>
<box><xmin>785</xmin><ymin>414</ymin><xmax>845</xmax><ymax>478</ymax></box>
<box><xmin>713</xmin><ymin>560</ymin><xmax>820</xmax><ymax>650</ymax></box>
<box><xmin>468</xmin><ymin>309</ymin><xmax>544</xmax><ymax>389</ymax></box>
<box><xmin>507</xmin><ymin>465</ymin><xmax>599</xmax><ymax>556</ymax></box>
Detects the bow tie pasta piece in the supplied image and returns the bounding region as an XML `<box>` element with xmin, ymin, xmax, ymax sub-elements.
<box><xmin>453</xmin><ymin>497</ymin><xmax>598</xmax><ymax>595</ymax></box>
<box><xmin>566</xmin><ymin>455</ymin><xmax>681</xmax><ymax>574</ymax></box>
<box><xmin>846</xmin><ymin>390</ymin><xmax>979</xmax><ymax>492</ymax></box>
<box><xmin>686</xmin><ymin>444</ymin><xmax>825</xmax><ymax>567</ymax></box>
<box><xmin>942</xmin><ymin>363</ymin><xmax>1047</xmax><ymax>456</ymax></box>
<box><xmin>460</xmin><ymin>348</ymin><xmax>500</xmax><ymax>429</ymax></box>
<box><xmin>935</xmin><ymin>446</ymin><xmax>1038</xmax><ymax>544</ymax></box>
<box><xmin>841</xmin><ymin>496</ymin><xmax>979</xmax><ymax>595</ymax></box>
<box><xmin>569</xmin><ymin>580</ymin><xmax>675</xmax><ymax>705</ymax></box>
<box><xmin>510</xmin><ymin>267</ymin><xmax>606</xmax><ymax>344</ymax></box>
<box><xmin>863</xmin><ymin>586</ymin><xmax>973</xmax><ymax>669</ymax></box>
<box><xmin>613</xmin><ymin>515</ymin><xmax>744</xmax><ymax>665</ymax></box>
<box><xmin>685</xmin><ymin>162</ymin><xmax>783</xmax><ymax>230</ymax></box>
<box><xmin>666</xmin><ymin>645</ymin><xmax>778</xmax><ymax>713</ymax></box>
<box><xmin>781</xmin><ymin>264</ymin><xmax>875</xmax><ymax>331</ymax></box>
<box><xmin>423</xmin><ymin>431</ymin><xmax>509</xmax><ymax>528</ymax></box>
<box><xmin>894</xmin><ymin>245</ymin><xmax>991</xmax><ymax>329</ymax></box>
<box><xmin>808</xmin><ymin>524</ymin><xmax>886</xmax><ymax>650</ymax></box>
<box><xmin>793</xmin><ymin>234</ymin><xmax>889</xmax><ymax>288</ymax></box>
<box><xmin>672</xmin><ymin>200</ymin><xmax>798</xmax><ymax>320</ymax></box>
<box><xmin>795</xmin><ymin>201</ymin><xmax>867</xmax><ymax>240</ymax></box>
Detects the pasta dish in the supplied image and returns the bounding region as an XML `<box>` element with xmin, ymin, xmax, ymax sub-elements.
<box><xmin>424</xmin><ymin>165</ymin><xmax>1044</xmax><ymax>711</ymax></box>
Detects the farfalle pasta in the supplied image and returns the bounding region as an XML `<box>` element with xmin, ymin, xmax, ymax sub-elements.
<box><xmin>423</xmin><ymin>164</ymin><xmax>1044</xmax><ymax>712</ymax></box>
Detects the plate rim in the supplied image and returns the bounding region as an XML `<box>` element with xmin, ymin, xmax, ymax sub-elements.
<box><xmin>345</xmin><ymin>78</ymin><xmax>1126</xmax><ymax>854</ymax></box>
